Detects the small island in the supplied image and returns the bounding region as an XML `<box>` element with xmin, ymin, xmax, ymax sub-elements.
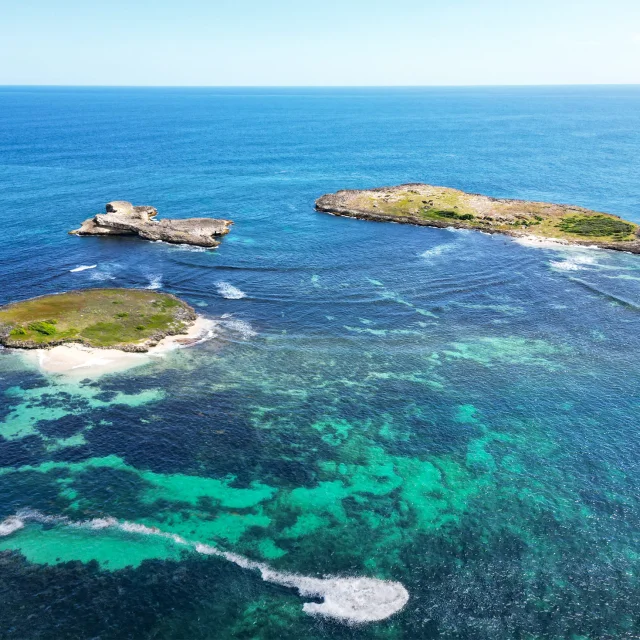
<box><xmin>71</xmin><ymin>201</ymin><xmax>233</xmax><ymax>248</ymax></box>
<box><xmin>316</xmin><ymin>184</ymin><xmax>640</xmax><ymax>253</ymax></box>
<box><xmin>0</xmin><ymin>289</ymin><xmax>212</xmax><ymax>377</ymax></box>
<box><xmin>0</xmin><ymin>288</ymin><xmax>196</xmax><ymax>351</ymax></box>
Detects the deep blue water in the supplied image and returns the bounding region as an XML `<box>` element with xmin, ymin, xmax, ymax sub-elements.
<box><xmin>1</xmin><ymin>86</ymin><xmax>640</xmax><ymax>639</ymax></box>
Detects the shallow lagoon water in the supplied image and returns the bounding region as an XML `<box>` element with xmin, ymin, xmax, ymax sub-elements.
<box><xmin>1</xmin><ymin>86</ymin><xmax>640</xmax><ymax>638</ymax></box>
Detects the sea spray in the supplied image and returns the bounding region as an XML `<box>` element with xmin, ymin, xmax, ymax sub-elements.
<box><xmin>0</xmin><ymin>511</ymin><xmax>409</xmax><ymax>624</ymax></box>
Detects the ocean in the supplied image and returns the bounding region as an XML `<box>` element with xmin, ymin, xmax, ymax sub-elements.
<box><xmin>1</xmin><ymin>85</ymin><xmax>640</xmax><ymax>639</ymax></box>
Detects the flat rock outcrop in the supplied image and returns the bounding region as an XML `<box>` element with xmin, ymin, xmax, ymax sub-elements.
<box><xmin>71</xmin><ymin>201</ymin><xmax>232</xmax><ymax>248</ymax></box>
<box><xmin>316</xmin><ymin>184</ymin><xmax>640</xmax><ymax>254</ymax></box>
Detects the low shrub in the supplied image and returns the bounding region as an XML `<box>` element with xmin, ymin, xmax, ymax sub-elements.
<box><xmin>423</xmin><ymin>209</ymin><xmax>475</xmax><ymax>221</ymax></box>
<box><xmin>28</xmin><ymin>321</ymin><xmax>57</xmax><ymax>336</ymax></box>
<box><xmin>558</xmin><ymin>215</ymin><xmax>634</xmax><ymax>237</ymax></box>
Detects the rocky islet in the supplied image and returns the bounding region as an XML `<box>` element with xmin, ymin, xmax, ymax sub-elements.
<box><xmin>71</xmin><ymin>200</ymin><xmax>233</xmax><ymax>248</ymax></box>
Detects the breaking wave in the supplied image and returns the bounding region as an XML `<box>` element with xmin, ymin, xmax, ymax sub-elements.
<box><xmin>0</xmin><ymin>511</ymin><xmax>409</xmax><ymax>624</ymax></box>
<box><xmin>146</xmin><ymin>275</ymin><xmax>163</xmax><ymax>290</ymax></box>
<box><xmin>216</xmin><ymin>281</ymin><xmax>247</xmax><ymax>299</ymax></box>
<box><xmin>550</xmin><ymin>255</ymin><xmax>597</xmax><ymax>271</ymax></box>
<box><xmin>0</xmin><ymin>516</ymin><xmax>24</xmax><ymax>536</ymax></box>
<box><xmin>70</xmin><ymin>264</ymin><xmax>97</xmax><ymax>273</ymax></box>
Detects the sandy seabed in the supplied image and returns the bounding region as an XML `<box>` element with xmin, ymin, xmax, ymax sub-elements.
<box><xmin>18</xmin><ymin>316</ymin><xmax>215</xmax><ymax>379</ymax></box>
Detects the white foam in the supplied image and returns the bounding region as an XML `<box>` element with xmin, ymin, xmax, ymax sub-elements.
<box><xmin>175</xmin><ymin>244</ymin><xmax>208</xmax><ymax>252</ymax></box>
<box><xmin>513</xmin><ymin>234</ymin><xmax>603</xmax><ymax>253</ymax></box>
<box><xmin>186</xmin><ymin>327</ymin><xmax>217</xmax><ymax>346</ymax></box>
<box><xmin>70</xmin><ymin>265</ymin><xmax>97</xmax><ymax>273</ymax></box>
<box><xmin>146</xmin><ymin>275</ymin><xmax>163</xmax><ymax>290</ymax></box>
<box><xmin>7</xmin><ymin>510</ymin><xmax>409</xmax><ymax>624</ymax></box>
<box><xmin>269</xmin><ymin>573</ymin><xmax>409</xmax><ymax>624</ymax></box>
<box><xmin>216</xmin><ymin>281</ymin><xmax>247</xmax><ymax>300</ymax></box>
<box><xmin>83</xmin><ymin>517</ymin><xmax>118</xmax><ymax>530</ymax></box>
<box><xmin>90</xmin><ymin>272</ymin><xmax>117</xmax><ymax>281</ymax></box>
<box><xmin>0</xmin><ymin>516</ymin><xmax>24</xmax><ymax>536</ymax></box>
<box><xmin>220</xmin><ymin>317</ymin><xmax>257</xmax><ymax>340</ymax></box>
<box><xmin>550</xmin><ymin>254</ymin><xmax>598</xmax><ymax>271</ymax></box>
<box><xmin>444</xmin><ymin>226</ymin><xmax>474</xmax><ymax>235</ymax></box>
<box><xmin>420</xmin><ymin>243</ymin><xmax>455</xmax><ymax>259</ymax></box>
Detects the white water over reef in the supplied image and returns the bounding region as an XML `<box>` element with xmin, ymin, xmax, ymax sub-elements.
<box><xmin>219</xmin><ymin>315</ymin><xmax>257</xmax><ymax>340</ymax></box>
<box><xmin>549</xmin><ymin>254</ymin><xmax>597</xmax><ymax>271</ymax></box>
<box><xmin>0</xmin><ymin>512</ymin><xmax>409</xmax><ymax>624</ymax></box>
<box><xmin>216</xmin><ymin>281</ymin><xmax>247</xmax><ymax>299</ymax></box>
<box><xmin>146</xmin><ymin>275</ymin><xmax>163</xmax><ymax>290</ymax></box>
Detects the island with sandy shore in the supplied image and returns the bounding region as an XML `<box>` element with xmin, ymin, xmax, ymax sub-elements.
<box><xmin>71</xmin><ymin>201</ymin><xmax>233</xmax><ymax>248</ymax></box>
<box><xmin>0</xmin><ymin>288</ymin><xmax>214</xmax><ymax>377</ymax></box>
<box><xmin>316</xmin><ymin>184</ymin><xmax>640</xmax><ymax>253</ymax></box>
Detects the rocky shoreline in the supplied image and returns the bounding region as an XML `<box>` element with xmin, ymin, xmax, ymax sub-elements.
<box><xmin>71</xmin><ymin>201</ymin><xmax>233</xmax><ymax>248</ymax></box>
<box><xmin>316</xmin><ymin>184</ymin><xmax>640</xmax><ymax>254</ymax></box>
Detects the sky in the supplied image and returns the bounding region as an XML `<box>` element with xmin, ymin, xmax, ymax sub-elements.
<box><xmin>1</xmin><ymin>0</ymin><xmax>639</xmax><ymax>86</ymax></box>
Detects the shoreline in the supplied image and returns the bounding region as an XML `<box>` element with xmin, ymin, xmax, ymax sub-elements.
<box><xmin>17</xmin><ymin>315</ymin><xmax>215</xmax><ymax>379</ymax></box>
<box><xmin>318</xmin><ymin>207</ymin><xmax>640</xmax><ymax>254</ymax></box>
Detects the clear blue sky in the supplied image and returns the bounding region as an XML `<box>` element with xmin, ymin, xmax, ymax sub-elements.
<box><xmin>2</xmin><ymin>0</ymin><xmax>639</xmax><ymax>86</ymax></box>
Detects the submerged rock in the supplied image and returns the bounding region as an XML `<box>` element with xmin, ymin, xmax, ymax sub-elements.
<box><xmin>71</xmin><ymin>201</ymin><xmax>233</xmax><ymax>248</ymax></box>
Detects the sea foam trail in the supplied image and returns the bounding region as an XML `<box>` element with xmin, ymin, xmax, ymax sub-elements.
<box><xmin>70</xmin><ymin>264</ymin><xmax>97</xmax><ymax>272</ymax></box>
<box><xmin>216</xmin><ymin>281</ymin><xmax>246</xmax><ymax>299</ymax></box>
<box><xmin>0</xmin><ymin>511</ymin><xmax>409</xmax><ymax>624</ymax></box>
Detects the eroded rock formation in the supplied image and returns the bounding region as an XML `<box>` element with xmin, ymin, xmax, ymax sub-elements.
<box><xmin>71</xmin><ymin>201</ymin><xmax>232</xmax><ymax>248</ymax></box>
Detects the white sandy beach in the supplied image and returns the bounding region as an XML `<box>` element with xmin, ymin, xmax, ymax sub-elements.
<box><xmin>19</xmin><ymin>316</ymin><xmax>215</xmax><ymax>379</ymax></box>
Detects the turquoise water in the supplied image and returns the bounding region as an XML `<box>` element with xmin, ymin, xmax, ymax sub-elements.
<box><xmin>1</xmin><ymin>86</ymin><xmax>640</xmax><ymax>638</ymax></box>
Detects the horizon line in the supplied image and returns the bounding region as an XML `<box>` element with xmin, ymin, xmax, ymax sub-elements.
<box><xmin>1</xmin><ymin>83</ymin><xmax>639</xmax><ymax>89</ymax></box>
